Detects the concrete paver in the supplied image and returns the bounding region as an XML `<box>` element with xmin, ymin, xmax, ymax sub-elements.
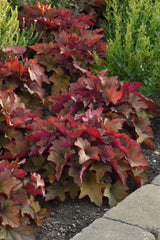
<box><xmin>104</xmin><ymin>184</ymin><xmax>160</xmax><ymax>233</ymax></box>
<box><xmin>70</xmin><ymin>218</ymin><xmax>155</xmax><ymax>240</ymax></box>
<box><xmin>70</xmin><ymin>174</ymin><xmax>160</xmax><ymax>240</ymax></box>
<box><xmin>152</xmin><ymin>174</ymin><xmax>160</xmax><ymax>186</ymax></box>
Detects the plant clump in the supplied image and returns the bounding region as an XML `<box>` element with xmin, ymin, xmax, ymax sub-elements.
<box><xmin>0</xmin><ymin>1</ymin><xmax>159</xmax><ymax>240</ymax></box>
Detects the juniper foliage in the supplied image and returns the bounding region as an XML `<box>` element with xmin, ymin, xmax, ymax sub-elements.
<box><xmin>98</xmin><ymin>0</ymin><xmax>160</xmax><ymax>98</ymax></box>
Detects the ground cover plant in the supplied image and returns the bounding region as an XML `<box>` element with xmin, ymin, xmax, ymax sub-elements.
<box><xmin>0</xmin><ymin>1</ymin><xmax>159</xmax><ymax>240</ymax></box>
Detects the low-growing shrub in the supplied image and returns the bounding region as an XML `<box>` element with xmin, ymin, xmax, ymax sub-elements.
<box><xmin>96</xmin><ymin>0</ymin><xmax>160</xmax><ymax>99</ymax></box>
<box><xmin>0</xmin><ymin>0</ymin><xmax>41</xmax><ymax>59</ymax></box>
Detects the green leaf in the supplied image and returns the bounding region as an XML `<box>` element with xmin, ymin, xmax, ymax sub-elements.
<box><xmin>104</xmin><ymin>180</ymin><xmax>128</xmax><ymax>207</ymax></box>
<box><xmin>48</xmin><ymin>140</ymin><xmax>74</xmax><ymax>180</ymax></box>
<box><xmin>0</xmin><ymin>224</ymin><xmax>35</xmax><ymax>240</ymax></box>
<box><xmin>49</xmin><ymin>68</ymin><xmax>70</xmax><ymax>94</ymax></box>
<box><xmin>79</xmin><ymin>171</ymin><xmax>106</xmax><ymax>206</ymax></box>
<box><xmin>1</xmin><ymin>200</ymin><xmax>20</xmax><ymax>228</ymax></box>
<box><xmin>43</xmin><ymin>162</ymin><xmax>56</xmax><ymax>183</ymax></box>
<box><xmin>45</xmin><ymin>183</ymin><xmax>66</xmax><ymax>201</ymax></box>
<box><xmin>90</xmin><ymin>162</ymin><xmax>112</xmax><ymax>181</ymax></box>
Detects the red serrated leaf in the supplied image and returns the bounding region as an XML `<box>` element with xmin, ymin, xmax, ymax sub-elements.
<box><xmin>4</xmin><ymin>58</ymin><xmax>25</xmax><ymax>73</ymax></box>
<box><xmin>25</xmin><ymin>182</ymin><xmax>43</xmax><ymax>196</ymax></box>
<box><xmin>12</xmin><ymin>189</ymin><xmax>28</xmax><ymax>205</ymax></box>
<box><xmin>84</xmin><ymin>125</ymin><xmax>102</xmax><ymax>139</ymax></box>
<box><xmin>0</xmin><ymin>89</ymin><xmax>35</xmax><ymax>128</ymax></box>
<box><xmin>2</xmin><ymin>47</ymin><xmax>13</xmax><ymax>55</ymax></box>
<box><xmin>13</xmin><ymin>168</ymin><xmax>26</xmax><ymax>178</ymax></box>
<box><xmin>110</xmin><ymin>159</ymin><xmax>130</xmax><ymax>184</ymax></box>
<box><xmin>24</xmin><ymin>81</ymin><xmax>45</xmax><ymax>100</ymax></box>
<box><xmin>28</xmin><ymin>62</ymin><xmax>49</xmax><ymax>85</ymax></box>
<box><xmin>82</xmin><ymin>108</ymin><xmax>103</xmax><ymax>122</ymax></box>
<box><xmin>123</xmin><ymin>81</ymin><xmax>142</xmax><ymax>92</ymax></box>
<box><xmin>126</xmin><ymin>144</ymin><xmax>148</xmax><ymax>168</ymax></box>
<box><xmin>2</xmin><ymin>46</ymin><xmax>26</xmax><ymax>55</ymax></box>
<box><xmin>132</xmin><ymin>117</ymin><xmax>153</xmax><ymax>141</ymax></box>
<box><xmin>118</xmin><ymin>103</ymin><xmax>132</xmax><ymax>118</ymax></box>
<box><xmin>28</xmin><ymin>130</ymin><xmax>51</xmax><ymax>156</ymax></box>
<box><xmin>4</xmin><ymin>139</ymin><xmax>28</xmax><ymax>158</ymax></box>
<box><xmin>29</xmin><ymin>42</ymin><xmax>54</xmax><ymax>54</ymax></box>
<box><xmin>37</xmin><ymin>17</ymin><xmax>61</xmax><ymax>28</ymax></box>
<box><xmin>30</xmin><ymin>173</ymin><xmax>45</xmax><ymax>196</ymax></box>
<box><xmin>135</xmin><ymin>92</ymin><xmax>159</xmax><ymax>114</ymax></box>
<box><xmin>128</xmin><ymin>93</ymin><xmax>148</xmax><ymax>111</ymax></box>
<box><xmin>103</xmin><ymin>86</ymin><xmax>123</xmax><ymax>104</ymax></box>
<box><xmin>12</xmin><ymin>46</ymin><xmax>26</xmax><ymax>55</ymax></box>
<box><xmin>100</xmin><ymin>145</ymin><xmax>116</xmax><ymax>162</ymax></box>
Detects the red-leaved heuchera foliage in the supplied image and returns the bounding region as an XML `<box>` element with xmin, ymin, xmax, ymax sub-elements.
<box><xmin>0</xmin><ymin>2</ymin><xmax>159</xmax><ymax>239</ymax></box>
<box><xmin>0</xmin><ymin>45</ymin><xmax>49</xmax><ymax>113</ymax></box>
<box><xmin>18</xmin><ymin>2</ymin><xmax>106</xmax><ymax>93</ymax></box>
<box><xmin>0</xmin><ymin>160</ymin><xmax>49</xmax><ymax>239</ymax></box>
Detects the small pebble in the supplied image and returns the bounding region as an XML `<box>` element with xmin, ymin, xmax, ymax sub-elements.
<box><xmin>154</xmin><ymin>151</ymin><xmax>160</xmax><ymax>155</ymax></box>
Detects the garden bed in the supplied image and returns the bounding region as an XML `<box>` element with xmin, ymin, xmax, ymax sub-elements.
<box><xmin>34</xmin><ymin>117</ymin><xmax>160</xmax><ymax>240</ymax></box>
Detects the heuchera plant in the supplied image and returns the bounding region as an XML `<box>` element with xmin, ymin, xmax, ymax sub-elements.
<box><xmin>0</xmin><ymin>160</ymin><xmax>49</xmax><ymax>239</ymax></box>
<box><xmin>26</xmin><ymin>69</ymin><xmax>158</xmax><ymax>207</ymax></box>
<box><xmin>0</xmin><ymin>2</ymin><xmax>158</xmax><ymax>239</ymax></box>
<box><xmin>0</xmin><ymin>46</ymin><xmax>49</xmax><ymax>113</ymax></box>
<box><xmin>18</xmin><ymin>2</ymin><xmax>106</xmax><ymax>93</ymax></box>
<box><xmin>0</xmin><ymin>89</ymin><xmax>50</xmax><ymax>239</ymax></box>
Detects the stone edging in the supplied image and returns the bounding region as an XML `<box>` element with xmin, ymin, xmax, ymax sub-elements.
<box><xmin>70</xmin><ymin>174</ymin><xmax>160</xmax><ymax>240</ymax></box>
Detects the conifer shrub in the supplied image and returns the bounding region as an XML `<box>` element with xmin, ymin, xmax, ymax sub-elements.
<box><xmin>0</xmin><ymin>0</ymin><xmax>41</xmax><ymax>57</ymax></box>
<box><xmin>96</xmin><ymin>0</ymin><xmax>160</xmax><ymax>100</ymax></box>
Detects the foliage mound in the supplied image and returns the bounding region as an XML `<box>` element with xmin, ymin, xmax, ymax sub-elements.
<box><xmin>18</xmin><ymin>2</ymin><xmax>106</xmax><ymax>92</ymax></box>
<box><xmin>0</xmin><ymin>1</ymin><xmax>159</xmax><ymax>240</ymax></box>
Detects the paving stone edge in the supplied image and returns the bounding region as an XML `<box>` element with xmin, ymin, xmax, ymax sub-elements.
<box><xmin>70</xmin><ymin>174</ymin><xmax>160</xmax><ymax>240</ymax></box>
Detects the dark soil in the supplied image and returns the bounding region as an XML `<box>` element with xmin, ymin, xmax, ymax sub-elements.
<box><xmin>34</xmin><ymin>117</ymin><xmax>160</xmax><ymax>240</ymax></box>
